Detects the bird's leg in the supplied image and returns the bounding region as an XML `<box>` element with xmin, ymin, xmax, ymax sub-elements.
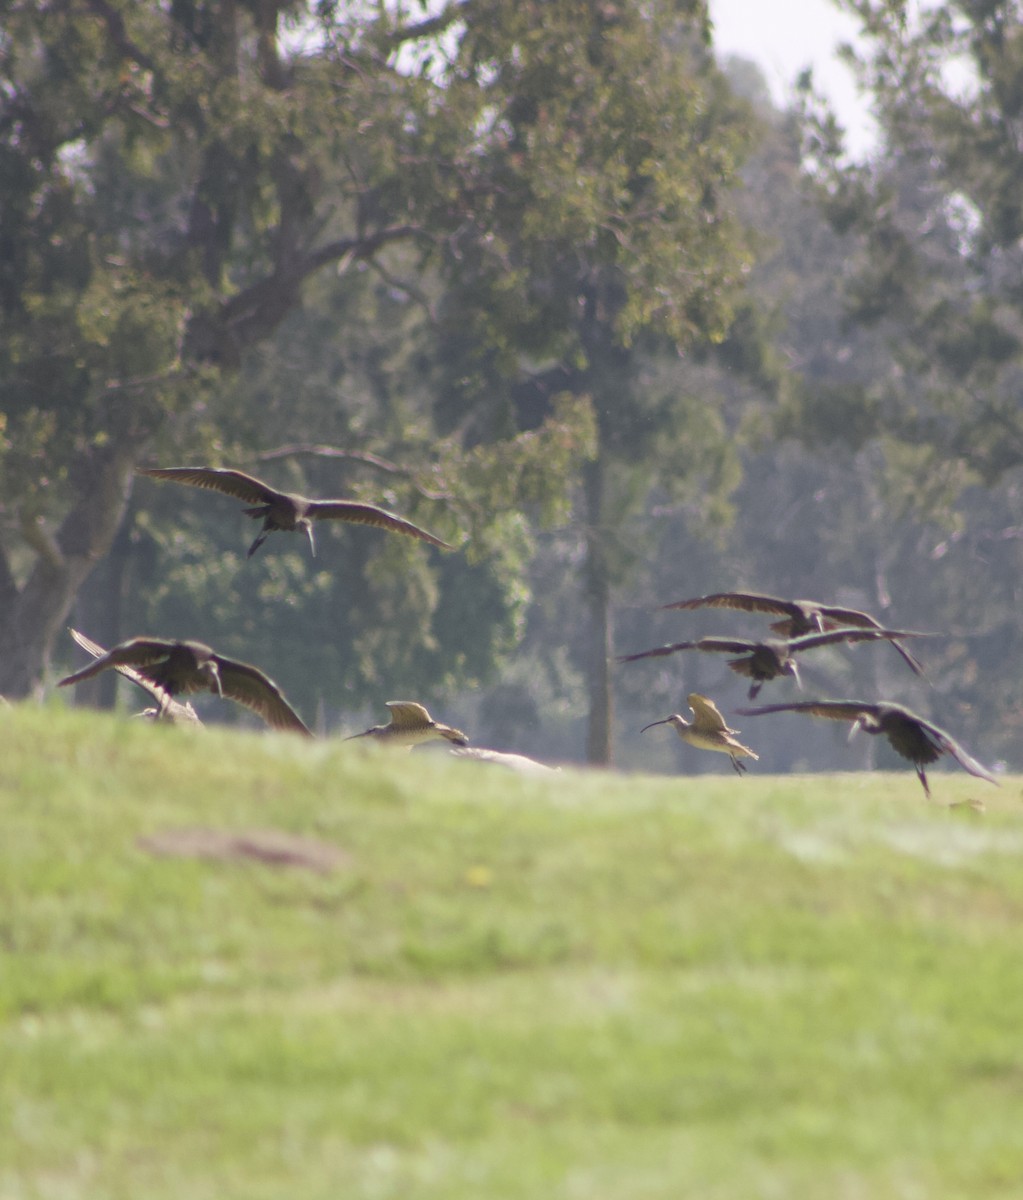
<box><xmin>241</xmin><ymin>507</ymin><xmax>272</xmax><ymax>558</ymax></box>
<box><xmin>916</xmin><ymin>765</ymin><xmax>931</xmax><ymax>799</ymax></box>
<box><xmin>302</xmin><ymin>521</ymin><xmax>316</xmax><ymax>557</ymax></box>
<box><xmin>731</xmin><ymin>756</ymin><xmax>746</xmax><ymax>775</ymax></box>
<box><xmin>247</xmin><ymin>525</ymin><xmax>271</xmax><ymax>558</ymax></box>
<box><xmin>748</xmin><ymin>680</ymin><xmax>762</xmax><ymax>700</ymax></box>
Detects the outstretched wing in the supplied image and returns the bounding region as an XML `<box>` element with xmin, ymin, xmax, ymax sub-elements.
<box><xmin>68</xmin><ymin>629</ymin><xmax>165</xmax><ymax>697</ymax></box>
<box><xmin>57</xmin><ymin>637</ymin><xmax>181</xmax><ymax>688</ymax></box>
<box><xmin>913</xmin><ymin>715</ymin><xmax>1000</xmax><ymax>785</ymax></box>
<box><xmin>137</xmin><ymin>466</ymin><xmax>281</xmax><ymax>506</ymax></box>
<box><xmin>68</xmin><ymin>627</ymin><xmax>108</xmax><ymax>661</ymax></box>
<box><xmin>308</xmin><ymin>501</ymin><xmax>451</xmax><ymax>549</ymax></box>
<box><xmin>384</xmin><ymin>701</ymin><xmax>434</xmax><ymax>731</ymax></box>
<box><xmin>214</xmin><ymin>656</ymin><xmax>312</xmax><ymax>736</ymax></box>
<box><xmin>687</xmin><ymin>692</ymin><xmax>730</xmax><ymax>733</ymax></box>
<box><xmin>383</xmin><ymin>700</ymin><xmax>467</xmax><ymax>744</ymax></box>
<box><xmin>786</xmin><ymin>628</ymin><xmax>929</xmax><ymax>654</ymax></box>
<box><xmin>68</xmin><ymin>628</ymin><xmax>199</xmax><ymax>722</ymax></box>
<box><xmin>814</xmin><ymin>603</ymin><xmax>885</xmax><ymax>629</ymax></box>
<box><xmin>617</xmin><ymin>639</ymin><xmax>703</xmax><ymax>663</ymax></box>
<box><xmin>662</xmin><ymin>591</ymin><xmax>798</xmax><ymax>618</ymax></box>
<box><xmin>785</xmin><ymin>625</ymin><xmax>931</xmax><ymax>676</ymax></box>
<box><xmin>886</xmin><ymin>639</ymin><xmax>925</xmax><ymax>677</ymax></box>
<box><xmin>692</xmin><ymin>637</ymin><xmax>760</xmax><ymax>655</ymax></box>
<box><xmin>734</xmin><ymin>700</ymin><xmax>878</xmax><ymax>723</ymax></box>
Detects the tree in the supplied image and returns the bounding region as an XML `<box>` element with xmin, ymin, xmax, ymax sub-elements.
<box><xmin>798</xmin><ymin>0</ymin><xmax>1023</xmax><ymax>489</ymax></box>
<box><xmin>1</xmin><ymin>0</ymin><xmax>442</xmax><ymax>694</ymax></box>
<box><xmin>1</xmin><ymin>0</ymin><xmax>750</xmax><ymax>702</ymax></box>
<box><xmin>428</xmin><ymin>0</ymin><xmax>755</xmax><ymax>762</ymax></box>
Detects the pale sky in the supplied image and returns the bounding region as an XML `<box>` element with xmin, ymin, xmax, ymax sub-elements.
<box><xmin>709</xmin><ymin>0</ymin><xmax>877</xmax><ymax>156</ymax></box>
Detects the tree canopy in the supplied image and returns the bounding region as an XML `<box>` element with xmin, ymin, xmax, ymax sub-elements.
<box><xmin>797</xmin><ymin>0</ymin><xmax>1023</xmax><ymax>493</ymax></box>
<box><xmin>1</xmin><ymin>0</ymin><xmax>755</xmax><ymax>722</ymax></box>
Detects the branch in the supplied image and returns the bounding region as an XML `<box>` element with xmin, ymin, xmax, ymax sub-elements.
<box><xmin>213</xmin><ymin>224</ymin><xmax>428</xmax><ymax>354</ymax></box>
<box><xmin>19</xmin><ymin>512</ymin><xmax>65</xmax><ymax>573</ymax></box>
<box><xmin>251</xmin><ymin>444</ymin><xmax>454</xmax><ymax>502</ymax></box>
<box><xmin>81</xmin><ymin>0</ymin><xmax>158</xmax><ymax>73</ymax></box>
<box><xmin>380</xmin><ymin>2</ymin><xmax>470</xmax><ymax>51</ymax></box>
<box><xmin>0</xmin><ymin>536</ymin><xmax>18</xmax><ymax>606</ymax></box>
<box><xmin>99</xmin><ymin>363</ymin><xmax>196</xmax><ymax>395</ymax></box>
<box><xmin>365</xmin><ymin>256</ymin><xmax>438</xmax><ymax>322</ymax></box>
<box><xmin>301</xmin><ymin>224</ymin><xmax>428</xmax><ymax>276</ymax></box>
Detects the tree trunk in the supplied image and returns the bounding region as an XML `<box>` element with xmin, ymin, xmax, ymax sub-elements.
<box><xmin>69</xmin><ymin>509</ymin><xmax>138</xmax><ymax>708</ymax></box>
<box><xmin>583</xmin><ymin>455</ymin><xmax>614</xmax><ymax>766</ymax></box>
<box><xmin>0</xmin><ymin>444</ymin><xmax>139</xmax><ymax>698</ymax></box>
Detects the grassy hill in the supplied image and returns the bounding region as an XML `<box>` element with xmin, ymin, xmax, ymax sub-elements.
<box><xmin>3</xmin><ymin>703</ymin><xmax>1023</xmax><ymax>1199</ymax></box>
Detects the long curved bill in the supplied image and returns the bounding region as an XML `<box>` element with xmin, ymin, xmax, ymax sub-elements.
<box><xmin>640</xmin><ymin>719</ymin><xmax>671</xmax><ymax>734</ymax></box>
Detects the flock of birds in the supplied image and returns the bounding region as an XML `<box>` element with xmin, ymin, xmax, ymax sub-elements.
<box><xmin>54</xmin><ymin>464</ymin><xmax>1000</xmax><ymax>796</ymax></box>
<box><xmin>618</xmin><ymin>590</ymin><xmax>999</xmax><ymax>799</ymax></box>
<box><xmin>57</xmin><ymin>464</ymin><xmax>557</xmax><ymax>773</ymax></box>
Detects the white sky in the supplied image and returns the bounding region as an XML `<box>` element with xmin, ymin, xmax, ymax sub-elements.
<box><xmin>709</xmin><ymin>0</ymin><xmax>877</xmax><ymax>156</ymax></box>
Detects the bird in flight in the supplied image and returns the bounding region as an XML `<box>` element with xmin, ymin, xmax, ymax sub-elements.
<box><xmin>662</xmin><ymin>590</ymin><xmax>926</xmax><ymax>675</ymax></box>
<box><xmin>641</xmin><ymin>693</ymin><xmax>759</xmax><ymax>774</ymax></box>
<box><xmin>344</xmin><ymin>700</ymin><xmax>468</xmax><ymax>748</ymax></box>
<box><xmin>58</xmin><ymin>636</ymin><xmax>311</xmax><ymax>735</ymax></box>
<box><xmin>67</xmin><ymin>628</ymin><xmax>202</xmax><ymax>726</ymax></box>
<box><xmin>618</xmin><ymin>628</ymin><xmax>931</xmax><ymax>699</ymax></box>
<box><xmin>735</xmin><ymin>699</ymin><xmax>999</xmax><ymax>798</ymax></box>
<box><xmin>137</xmin><ymin>466</ymin><xmax>453</xmax><ymax>558</ymax></box>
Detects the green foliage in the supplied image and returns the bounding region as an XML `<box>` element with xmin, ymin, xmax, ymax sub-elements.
<box><xmin>4</xmin><ymin>705</ymin><xmax>1023</xmax><ymax>1197</ymax></box>
<box><xmin>796</xmin><ymin>0</ymin><xmax>1023</xmax><ymax>499</ymax></box>
<box><xmin>1</xmin><ymin>0</ymin><xmax>758</xmax><ymax>712</ymax></box>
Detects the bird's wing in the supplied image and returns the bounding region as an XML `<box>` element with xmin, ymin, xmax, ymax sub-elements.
<box><xmin>385</xmin><ymin>701</ymin><xmax>434</xmax><ymax>730</ymax></box>
<box><xmin>57</xmin><ymin>637</ymin><xmax>180</xmax><ymax>686</ymax></box>
<box><xmin>687</xmin><ymin>692</ymin><xmax>730</xmax><ymax>733</ymax></box>
<box><xmin>68</xmin><ymin>628</ymin><xmax>182</xmax><ymax>711</ymax></box>
<box><xmin>734</xmin><ymin>700</ymin><xmax>877</xmax><ymax>723</ymax></box>
<box><xmin>306</xmin><ymin>501</ymin><xmax>452</xmax><ymax>549</ymax></box>
<box><xmin>693</xmin><ymin>637</ymin><xmax>758</xmax><ymax>654</ymax></box>
<box><xmin>662</xmin><ymin>591</ymin><xmax>796</xmax><ymax>618</ymax></box>
<box><xmin>137</xmin><ymin>466</ymin><xmax>279</xmax><ymax>505</ymax></box>
<box><xmin>432</xmin><ymin>722</ymin><xmax>470</xmax><ymax>746</ymax></box>
<box><xmin>814</xmin><ymin>604</ymin><xmax>883</xmax><ymax>629</ymax></box>
<box><xmin>214</xmin><ymin>657</ymin><xmax>312</xmax><ymax>735</ymax></box>
<box><xmin>787</xmin><ymin>628</ymin><xmax>926</xmax><ymax>653</ymax></box>
<box><xmin>887</xmin><ymin>639</ymin><xmax>926</xmax><ymax>676</ymax></box>
<box><xmin>914</xmin><ymin>717</ymin><xmax>1000</xmax><ymax>785</ymax></box>
<box><xmin>68</xmin><ymin>628</ymin><xmax>108</xmax><ymax>661</ymax></box>
<box><xmin>616</xmin><ymin>640</ymin><xmax>700</xmax><ymax>663</ymax></box>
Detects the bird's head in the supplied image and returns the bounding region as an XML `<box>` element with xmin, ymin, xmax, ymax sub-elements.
<box><xmin>297</xmin><ymin>517</ymin><xmax>316</xmax><ymax>557</ymax></box>
<box><xmin>640</xmin><ymin>714</ymin><xmax>687</xmax><ymax>734</ymax></box>
<box><xmin>848</xmin><ymin>711</ymin><xmax>881</xmax><ymax>742</ymax></box>
<box><xmin>846</xmin><ymin>715</ymin><xmax>869</xmax><ymax>743</ymax></box>
<box><xmin>201</xmin><ymin>659</ymin><xmax>223</xmax><ymax>698</ymax></box>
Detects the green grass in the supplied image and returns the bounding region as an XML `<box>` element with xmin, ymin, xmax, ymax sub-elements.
<box><xmin>3</xmin><ymin>703</ymin><xmax>1023</xmax><ymax>1199</ymax></box>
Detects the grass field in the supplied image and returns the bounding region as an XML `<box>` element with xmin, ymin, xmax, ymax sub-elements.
<box><xmin>3</xmin><ymin>703</ymin><xmax>1023</xmax><ymax>1199</ymax></box>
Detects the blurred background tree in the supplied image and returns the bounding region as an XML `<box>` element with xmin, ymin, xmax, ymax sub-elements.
<box><xmin>7</xmin><ymin>0</ymin><xmax>1023</xmax><ymax>775</ymax></box>
<box><xmin>1</xmin><ymin>0</ymin><xmax>756</xmax><ymax>749</ymax></box>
